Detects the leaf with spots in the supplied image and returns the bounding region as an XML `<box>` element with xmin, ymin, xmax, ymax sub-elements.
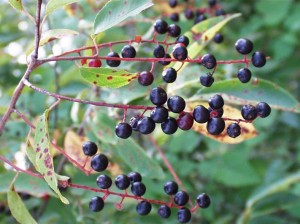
<box><xmin>80</xmin><ymin>67</ymin><xmax>138</xmax><ymax>88</ymax></box>
<box><xmin>8</xmin><ymin>0</ymin><xmax>23</xmax><ymax>11</ymax></box>
<box><xmin>93</xmin><ymin>0</ymin><xmax>153</xmax><ymax>35</ymax></box>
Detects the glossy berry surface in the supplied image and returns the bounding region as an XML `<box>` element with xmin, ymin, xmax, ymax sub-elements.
<box><xmin>237</xmin><ymin>68</ymin><xmax>252</xmax><ymax>83</ymax></box>
<box><xmin>162</xmin><ymin>67</ymin><xmax>177</xmax><ymax>83</ymax></box>
<box><xmin>150</xmin><ymin>106</ymin><xmax>168</xmax><ymax>123</ymax></box>
<box><xmin>213</xmin><ymin>33</ymin><xmax>223</xmax><ymax>43</ymax></box>
<box><xmin>89</xmin><ymin>196</ymin><xmax>104</xmax><ymax>212</ymax></box>
<box><xmin>129</xmin><ymin>117</ymin><xmax>140</xmax><ymax>131</ymax></box>
<box><xmin>176</xmin><ymin>35</ymin><xmax>190</xmax><ymax>47</ymax></box>
<box><xmin>241</xmin><ymin>105</ymin><xmax>258</xmax><ymax>120</ymax></box>
<box><xmin>207</xmin><ymin>118</ymin><xmax>225</xmax><ymax>135</ymax></box>
<box><xmin>215</xmin><ymin>8</ymin><xmax>226</xmax><ymax>16</ymax></box>
<box><xmin>150</xmin><ymin>87</ymin><xmax>167</xmax><ymax>106</ymax></box>
<box><xmin>163</xmin><ymin>181</ymin><xmax>178</xmax><ymax>195</ymax></box>
<box><xmin>177</xmin><ymin>112</ymin><xmax>194</xmax><ymax>130</ymax></box>
<box><xmin>131</xmin><ymin>182</ymin><xmax>146</xmax><ymax>196</ymax></box>
<box><xmin>115</xmin><ymin>122</ymin><xmax>132</xmax><ymax>139</ymax></box>
<box><xmin>196</xmin><ymin>193</ymin><xmax>211</xmax><ymax>208</ymax></box>
<box><xmin>177</xmin><ymin>208</ymin><xmax>191</xmax><ymax>223</ymax></box>
<box><xmin>91</xmin><ymin>153</ymin><xmax>109</xmax><ymax>172</ymax></box>
<box><xmin>169</xmin><ymin>0</ymin><xmax>177</xmax><ymax>8</ymax></box>
<box><xmin>184</xmin><ymin>9</ymin><xmax>194</xmax><ymax>20</ymax></box>
<box><xmin>157</xmin><ymin>205</ymin><xmax>171</xmax><ymax>218</ymax></box>
<box><xmin>159</xmin><ymin>53</ymin><xmax>172</xmax><ymax>66</ymax></box>
<box><xmin>136</xmin><ymin>201</ymin><xmax>152</xmax><ymax>216</ymax></box>
<box><xmin>227</xmin><ymin>123</ymin><xmax>241</xmax><ymax>138</ymax></box>
<box><xmin>193</xmin><ymin>105</ymin><xmax>210</xmax><ymax>123</ymax></box>
<box><xmin>235</xmin><ymin>38</ymin><xmax>253</xmax><ymax>55</ymax></box>
<box><xmin>161</xmin><ymin>117</ymin><xmax>178</xmax><ymax>134</ymax></box>
<box><xmin>137</xmin><ymin>117</ymin><xmax>155</xmax><ymax>134</ymax></box>
<box><xmin>194</xmin><ymin>14</ymin><xmax>206</xmax><ymax>24</ymax></box>
<box><xmin>167</xmin><ymin>95</ymin><xmax>186</xmax><ymax>113</ymax></box>
<box><xmin>138</xmin><ymin>71</ymin><xmax>154</xmax><ymax>86</ymax></box>
<box><xmin>174</xmin><ymin>191</ymin><xmax>189</xmax><ymax>206</ymax></box>
<box><xmin>200</xmin><ymin>73</ymin><xmax>214</xmax><ymax>87</ymax></box>
<box><xmin>153</xmin><ymin>45</ymin><xmax>165</xmax><ymax>58</ymax></box>
<box><xmin>168</xmin><ymin>24</ymin><xmax>181</xmax><ymax>37</ymax></box>
<box><xmin>252</xmin><ymin>51</ymin><xmax>266</xmax><ymax>67</ymax></box>
<box><xmin>154</xmin><ymin>19</ymin><xmax>168</xmax><ymax>34</ymax></box>
<box><xmin>208</xmin><ymin>94</ymin><xmax>224</xmax><ymax>109</ymax></box>
<box><xmin>201</xmin><ymin>54</ymin><xmax>216</xmax><ymax>69</ymax></box>
<box><xmin>82</xmin><ymin>141</ymin><xmax>98</xmax><ymax>156</ymax></box>
<box><xmin>172</xmin><ymin>44</ymin><xmax>188</xmax><ymax>61</ymax></box>
<box><xmin>256</xmin><ymin>102</ymin><xmax>271</xmax><ymax>118</ymax></box>
<box><xmin>170</xmin><ymin>13</ymin><xmax>179</xmax><ymax>22</ymax></box>
<box><xmin>88</xmin><ymin>59</ymin><xmax>102</xmax><ymax>67</ymax></box>
<box><xmin>106</xmin><ymin>51</ymin><xmax>121</xmax><ymax>67</ymax></box>
<box><xmin>128</xmin><ymin>171</ymin><xmax>142</xmax><ymax>183</ymax></box>
<box><xmin>121</xmin><ymin>45</ymin><xmax>136</xmax><ymax>58</ymax></box>
<box><xmin>96</xmin><ymin>174</ymin><xmax>112</xmax><ymax>189</ymax></box>
<box><xmin>115</xmin><ymin>174</ymin><xmax>130</xmax><ymax>190</ymax></box>
<box><xmin>208</xmin><ymin>107</ymin><xmax>224</xmax><ymax>118</ymax></box>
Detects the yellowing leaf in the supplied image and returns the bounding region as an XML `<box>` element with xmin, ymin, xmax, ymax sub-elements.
<box><xmin>8</xmin><ymin>0</ymin><xmax>23</xmax><ymax>11</ymax></box>
<box><xmin>152</xmin><ymin>0</ymin><xmax>184</xmax><ymax>14</ymax></box>
<box><xmin>187</xmin><ymin>102</ymin><xmax>257</xmax><ymax>144</ymax></box>
<box><xmin>45</xmin><ymin>0</ymin><xmax>79</xmax><ymax>16</ymax></box>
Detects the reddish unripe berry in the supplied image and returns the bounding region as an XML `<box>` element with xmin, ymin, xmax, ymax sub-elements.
<box><xmin>88</xmin><ymin>59</ymin><xmax>102</xmax><ymax>67</ymax></box>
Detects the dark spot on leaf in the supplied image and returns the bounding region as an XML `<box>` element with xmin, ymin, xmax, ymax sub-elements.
<box><xmin>109</xmin><ymin>10</ymin><xmax>112</xmax><ymax>15</ymax></box>
<box><xmin>111</xmin><ymin>70</ymin><xmax>117</xmax><ymax>73</ymax></box>
<box><xmin>43</xmin><ymin>148</ymin><xmax>49</xmax><ymax>153</ymax></box>
<box><xmin>96</xmin><ymin>74</ymin><xmax>99</xmax><ymax>78</ymax></box>
<box><xmin>36</xmin><ymin>147</ymin><xmax>41</xmax><ymax>152</ymax></box>
<box><xmin>39</xmin><ymin>154</ymin><xmax>42</xmax><ymax>159</ymax></box>
<box><xmin>44</xmin><ymin>154</ymin><xmax>52</xmax><ymax>169</ymax></box>
<box><xmin>107</xmin><ymin>76</ymin><xmax>113</xmax><ymax>80</ymax></box>
<box><xmin>47</xmin><ymin>171</ymin><xmax>52</xmax><ymax>176</ymax></box>
<box><xmin>93</xmin><ymin>81</ymin><xmax>97</xmax><ymax>85</ymax></box>
<box><xmin>41</xmin><ymin>138</ymin><xmax>44</xmax><ymax>143</ymax></box>
<box><xmin>40</xmin><ymin>128</ymin><xmax>42</xmax><ymax>132</ymax></box>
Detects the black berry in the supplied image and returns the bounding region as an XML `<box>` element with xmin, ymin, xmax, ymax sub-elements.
<box><xmin>136</xmin><ymin>201</ymin><xmax>152</xmax><ymax>216</ymax></box>
<box><xmin>227</xmin><ymin>123</ymin><xmax>241</xmax><ymax>138</ymax></box>
<box><xmin>194</xmin><ymin>14</ymin><xmax>206</xmax><ymax>24</ymax></box>
<box><xmin>215</xmin><ymin>8</ymin><xmax>226</xmax><ymax>16</ymax></box>
<box><xmin>115</xmin><ymin>174</ymin><xmax>130</xmax><ymax>190</ymax></box>
<box><xmin>208</xmin><ymin>0</ymin><xmax>217</xmax><ymax>7</ymax></box>
<box><xmin>157</xmin><ymin>205</ymin><xmax>171</xmax><ymax>218</ymax></box>
<box><xmin>213</xmin><ymin>33</ymin><xmax>223</xmax><ymax>43</ymax></box>
<box><xmin>193</xmin><ymin>105</ymin><xmax>210</xmax><ymax>123</ymax></box>
<box><xmin>129</xmin><ymin>116</ymin><xmax>140</xmax><ymax>131</ymax></box>
<box><xmin>177</xmin><ymin>208</ymin><xmax>191</xmax><ymax>223</ymax></box>
<box><xmin>150</xmin><ymin>106</ymin><xmax>169</xmax><ymax>123</ymax></box>
<box><xmin>252</xmin><ymin>51</ymin><xmax>266</xmax><ymax>67</ymax></box>
<box><xmin>150</xmin><ymin>87</ymin><xmax>167</xmax><ymax>106</ymax></box>
<box><xmin>162</xmin><ymin>67</ymin><xmax>177</xmax><ymax>83</ymax></box>
<box><xmin>91</xmin><ymin>153</ymin><xmax>109</xmax><ymax>172</ymax></box>
<box><xmin>167</xmin><ymin>95</ymin><xmax>186</xmax><ymax>113</ymax></box>
<box><xmin>121</xmin><ymin>45</ymin><xmax>136</xmax><ymax>58</ymax></box>
<box><xmin>89</xmin><ymin>196</ymin><xmax>104</xmax><ymax>212</ymax></box>
<box><xmin>96</xmin><ymin>174</ymin><xmax>112</xmax><ymax>189</ymax></box>
<box><xmin>153</xmin><ymin>45</ymin><xmax>165</xmax><ymax>58</ymax></box>
<box><xmin>207</xmin><ymin>118</ymin><xmax>225</xmax><ymax>135</ymax></box>
<box><xmin>138</xmin><ymin>71</ymin><xmax>154</xmax><ymax>86</ymax></box>
<box><xmin>159</xmin><ymin>53</ymin><xmax>172</xmax><ymax>66</ymax></box>
<box><xmin>177</xmin><ymin>112</ymin><xmax>194</xmax><ymax>130</ymax></box>
<box><xmin>170</xmin><ymin>13</ymin><xmax>179</xmax><ymax>22</ymax></box>
<box><xmin>137</xmin><ymin>117</ymin><xmax>156</xmax><ymax>134</ymax></box>
<box><xmin>174</xmin><ymin>191</ymin><xmax>189</xmax><ymax>206</ymax></box>
<box><xmin>82</xmin><ymin>141</ymin><xmax>98</xmax><ymax>156</ymax></box>
<box><xmin>196</xmin><ymin>193</ymin><xmax>211</xmax><ymax>208</ymax></box>
<box><xmin>115</xmin><ymin>122</ymin><xmax>132</xmax><ymax>139</ymax></box>
<box><xmin>208</xmin><ymin>94</ymin><xmax>224</xmax><ymax>109</ymax></box>
<box><xmin>131</xmin><ymin>182</ymin><xmax>146</xmax><ymax>196</ymax></box>
<box><xmin>185</xmin><ymin>9</ymin><xmax>194</xmax><ymax>20</ymax></box>
<box><xmin>172</xmin><ymin>44</ymin><xmax>188</xmax><ymax>61</ymax></box>
<box><xmin>256</xmin><ymin>102</ymin><xmax>271</xmax><ymax>118</ymax></box>
<box><xmin>169</xmin><ymin>0</ymin><xmax>177</xmax><ymax>8</ymax></box>
<box><xmin>235</xmin><ymin>38</ymin><xmax>253</xmax><ymax>55</ymax></box>
<box><xmin>237</xmin><ymin>68</ymin><xmax>252</xmax><ymax>83</ymax></box>
<box><xmin>241</xmin><ymin>104</ymin><xmax>258</xmax><ymax>120</ymax></box>
<box><xmin>208</xmin><ymin>107</ymin><xmax>224</xmax><ymax>118</ymax></box>
<box><xmin>128</xmin><ymin>171</ymin><xmax>142</xmax><ymax>183</ymax></box>
<box><xmin>201</xmin><ymin>54</ymin><xmax>216</xmax><ymax>69</ymax></box>
<box><xmin>154</xmin><ymin>19</ymin><xmax>168</xmax><ymax>34</ymax></box>
<box><xmin>106</xmin><ymin>51</ymin><xmax>121</xmax><ymax>67</ymax></box>
<box><xmin>176</xmin><ymin>35</ymin><xmax>190</xmax><ymax>47</ymax></box>
<box><xmin>168</xmin><ymin>24</ymin><xmax>181</xmax><ymax>37</ymax></box>
<box><xmin>164</xmin><ymin>181</ymin><xmax>178</xmax><ymax>195</ymax></box>
<box><xmin>161</xmin><ymin>117</ymin><xmax>178</xmax><ymax>134</ymax></box>
<box><xmin>200</xmin><ymin>73</ymin><xmax>214</xmax><ymax>87</ymax></box>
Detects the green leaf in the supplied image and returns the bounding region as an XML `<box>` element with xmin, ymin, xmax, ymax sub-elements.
<box><xmin>45</xmin><ymin>0</ymin><xmax>79</xmax><ymax>16</ymax></box>
<box><xmin>80</xmin><ymin>67</ymin><xmax>137</xmax><ymax>88</ymax></box>
<box><xmin>8</xmin><ymin>0</ymin><xmax>23</xmax><ymax>11</ymax></box>
<box><xmin>191</xmin><ymin>79</ymin><xmax>300</xmax><ymax>113</ymax></box>
<box><xmin>7</xmin><ymin>174</ymin><xmax>37</xmax><ymax>224</ymax></box>
<box><xmin>93</xmin><ymin>0</ymin><xmax>153</xmax><ymax>35</ymax></box>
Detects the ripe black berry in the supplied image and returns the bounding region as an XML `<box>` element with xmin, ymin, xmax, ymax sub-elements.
<box><xmin>115</xmin><ymin>174</ymin><xmax>130</xmax><ymax>190</ymax></box>
<box><xmin>237</xmin><ymin>68</ymin><xmax>252</xmax><ymax>83</ymax></box>
<box><xmin>170</xmin><ymin>13</ymin><xmax>179</xmax><ymax>22</ymax></box>
<box><xmin>153</xmin><ymin>45</ymin><xmax>165</xmax><ymax>58</ymax></box>
<box><xmin>172</xmin><ymin>44</ymin><xmax>188</xmax><ymax>61</ymax></box>
<box><xmin>121</xmin><ymin>45</ymin><xmax>136</xmax><ymax>58</ymax></box>
<box><xmin>106</xmin><ymin>51</ymin><xmax>121</xmax><ymax>67</ymax></box>
<box><xmin>129</xmin><ymin>116</ymin><xmax>140</xmax><ymax>131</ymax></box>
<box><xmin>161</xmin><ymin>117</ymin><xmax>178</xmax><ymax>134</ymax></box>
<box><xmin>235</xmin><ymin>38</ymin><xmax>253</xmax><ymax>55</ymax></box>
<box><xmin>169</xmin><ymin>0</ymin><xmax>177</xmax><ymax>8</ymax></box>
<box><xmin>200</xmin><ymin>73</ymin><xmax>214</xmax><ymax>87</ymax></box>
<box><xmin>196</xmin><ymin>193</ymin><xmax>211</xmax><ymax>208</ymax></box>
<box><xmin>96</xmin><ymin>174</ymin><xmax>112</xmax><ymax>189</ymax></box>
<box><xmin>256</xmin><ymin>102</ymin><xmax>271</xmax><ymax>118</ymax></box>
<box><xmin>176</xmin><ymin>35</ymin><xmax>190</xmax><ymax>47</ymax></box>
<box><xmin>150</xmin><ymin>106</ymin><xmax>169</xmax><ymax>123</ymax></box>
<box><xmin>159</xmin><ymin>53</ymin><xmax>172</xmax><ymax>66</ymax></box>
<box><xmin>131</xmin><ymin>182</ymin><xmax>146</xmax><ymax>196</ymax></box>
<box><xmin>167</xmin><ymin>95</ymin><xmax>186</xmax><ymax>113</ymax></box>
<box><xmin>138</xmin><ymin>71</ymin><xmax>154</xmax><ymax>86</ymax></box>
<box><xmin>128</xmin><ymin>171</ymin><xmax>142</xmax><ymax>183</ymax></box>
<box><xmin>215</xmin><ymin>8</ymin><xmax>226</xmax><ymax>16</ymax></box>
<box><xmin>213</xmin><ymin>33</ymin><xmax>223</xmax><ymax>43</ymax></box>
<box><xmin>241</xmin><ymin>104</ymin><xmax>258</xmax><ymax>120</ymax></box>
<box><xmin>208</xmin><ymin>107</ymin><xmax>224</xmax><ymax>118</ymax></box>
<box><xmin>252</xmin><ymin>51</ymin><xmax>266</xmax><ymax>67</ymax></box>
<box><xmin>177</xmin><ymin>112</ymin><xmax>194</xmax><ymax>130</ymax></box>
<box><xmin>136</xmin><ymin>201</ymin><xmax>152</xmax><ymax>216</ymax></box>
<box><xmin>91</xmin><ymin>153</ymin><xmax>109</xmax><ymax>172</ymax></box>
<box><xmin>207</xmin><ymin>118</ymin><xmax>225</xmax><ymax>135</ymax></box>
<box><xmin>208</xmin><ymin>94</ymin><xmax>224</xmax><ymax>109</ymax></box>
<box><xmin>227</xmin><ymin>123</ymin><xmax>241</xmax><ymax>138</ymax></box>
<box><xmin>89</xmin><ymin>196</ymin><xmax>104</xmax><ymax>212</ymax></box>
<box><xmin>154</xmin><ymin>19</ymin><xmax>168</xmax><ymax>34</ymax></box>
<box><xmin>177</xmin><ymin>208</ymin><xmax>191</xmax><ymax>223</ymax></box>
<box><xmin>168</xmin><ymin>24</ymin><xmax>181</xmax><ymax>37</ymax></box>
<box><xmin>208</xmin><ymin>0</ymin><xmax>217</xmax><ymax>7</ymax></box>
<box><xmin>201</xmin><ymin>54</ymin><xmax>216</xmax><ymax>69</ymax></box>
<box><xmin>82</xmin><ymin>141</ymin><xmax>98</xmax><ymax>156</ymax></box>
<box><xmin>174</xmin><ymin>191</ymin><xmax>189</xmax><ymax>206</ymax></box>
<box><xmin>184</xmin><ymin>9</ymin><xmax>194</xmax><ymax>20</ymax></box>
<box><xmin>157</xmin><ymin>205</ymin><xmax>171</xmax><ymax>218</ymax></box>
<box><xmin>115</xmin><ymin>122</ymin><xmax>132</xmax><ymax>139</ymax></box>
<box><xmin>150</xmin><ymin>87</ymin><xmax>167</xmax><ymax>106</ymax></box>
<box><xmin>137</xmin><ymin>117</ymin><xmax>156</xmax><ymax>134</ymax></box>
<box><xmin>162</xmin><ymin>67</ymin><xmax>177</xmax><ymax>83</ymax></box>
<box><xmin>163</xmin><ymin>181</ymin><xmax>178</xmax><ymax>195</ymax></box>
<box><xmin>194</xmin><ymin>14</ymin><xmax>206</xmax><ymax>24</ymax></box>
<box><xmin>193</xmin><ymin>105</ymin><xmax>209</xmax><ymax>123</ymax></box>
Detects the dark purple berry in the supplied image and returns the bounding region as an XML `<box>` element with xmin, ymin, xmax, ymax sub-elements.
<box><xmin>207</xmin><ymin>118</ymin><xmax>225</xmax><ymax>135</ymax></box>
<box><xmin>136</xmin><ymin>201</ymin><xmax>152</xmax><ymax>215</ymax></box>
<box><xmin>115</xmin><ymin>174</ymin><xmax>130</xmax><ymax>190</ymax></box>
<box><xmin>213</xmin><ymin>33</ymin><xmax>223</xmax><ymax>43</ymax></box>
<box><xmin>161</xmin><ymin>117</ymin><xmax>178</xmax><ymax>134</ymax></box>
<box><xmin>162</xmin><ymin>67</ymin><xmax>177</xmax><ymax>83</ymax></box>
<box><xmin>193</xmin><ymin>105</ymin><xmax>209</xmax><ymax>123</ymax></box>
<box><xmin>167</xmin><ymin>95</ymin><xmax>186</xmax><ymax>113</ymax></box>
<box><xmin>196</xmin><ymin>193</ymin><xmax>211</xmax><ymax>208</ymax></box>
<box><xmin>157</xmin><ymin>205</ymin><xmax>171</xmax><ymax>218</ymax></box>
<box><xmin>138</xmin><ymin>71</ymin><xmax>154</xmax><ymax>86</ymax></box>
<box><xmin>170</xmin><ymin>13</ymin><xmax>179</xmax><ymax>22</ymax></box>
<box><xmin>153</xmin><ymin>45</ymin><xmax>165</xmax><ymax>58</ymax></box>
<box><xmin>137</xmin><ymin>117</ymin><xmax>156</xmax><ymax>134</ymax></box>
<box><xmin>129</xmin><ymin>116</ymin><xmax>140</xmax><ymax>131</ymax></box>
<box><xmin>131</xmin><ymin>182</ymin><xmax>146</xmax><ymax>196</ymax></box>
<box><xmin>208</xmin><ymin>0</ymin><xmax>217</xmax><ymax>7</ymax></box>
<box><xmin>185</xmin><ymin>9</ymin><xmax>194</xmax><ymax>20</ymax></box>
<box><xmin>237</xmin><ymin>68</ymin><xmax>252</xmax><ymax>83</ymax></box>
<box><xmin>89</xmin><ymin>196</ymin><xmax>104</xmax><ymax>212</ymax></box>
<box><xmin>208</xmin><ymin>94</ymin><xmax>224</xmax><ymax>109</ymax></box>
<box><xmin>200</xmin><ymin>73</ymin><xmax>214</xmax><ymax>87</ymax></box>
<box><xmin>241</xmin><ymin>104</ymin><xmax>258</xmax><ymax>121</ymax></box>
<box><xmin>121</xmin><ymin>45</ymin><xmax>136</xmax><ymax>58</ymax></box>
<box><xmin>208</xmin><ymin>107</ymin><xmax>224</xmax><ymax>118</ymax></box>
<box><xmin>169</xmin><ymin>0</ymin><xmax>177</xmax><ymax>8</ymax></box>
<box><xmin>194</xmin><ymin>14</ymin><xmax>206</xmax><ymax>24</ymax></box>
<box><xmin>256</xmin><ymin>102</ymin><xmax>271</xmax><ymax>118</ymax></box>
<box><xmin>0</xmin><ymin>204</ymin><xmax>5</xmax><ymax>213</ymax></box>
<box><xmin>150</xmin><ymin>87</ymin><xmax>167</xmax><ymax>106</ymax></box>
<box><xmin>227</xmin><ymin>123</ymin><xmax>241</xmax><ymax>138</ymax></box>
<box><xmin>168</xmin><ymin>24</ymin><xmax>181</xmax><ymax>37</ymax></box>
<box><xmin>235</xmin><ymin>38</ymin><xmax>253</xmax><ymax>55</ymax></box>
<box><xmin>201</xmin><ymin>54</ymin><xmax>216</xmax><ymax>69</ymax></box>
<box><xmin>128</xmin><ymin>171</ymin><xmax>142</xmax><ymax>183</ymax></box>
<box><xmin>159</xmin><ymin>53</ymin><xmax>172</xmax><ymax>66</ymax></box>
<box><xmin>154</xmin><ymin>19</ymin><xmax>168</xmax><ymax>34</ymax></box>
<box><xmin>215</xmin><ymin>8</ymin><xmax>226</xmax><ymax>16</ymax></box>
<box><xmin>20</xmin><ymin>192</ymin><xmax>31</xmax><ymax>200</ymax></box>
<box><xmin>252</xmin><ymin>51</ymin><xmax>266</xmax><ymax>67</ymax></box>
<box><xmin>164</xmin><ymin>181</ymin><xmax>178</xmax><ymax>195</ymax></box>
<box><xmin>82</xmin><ymin>141</ymin><xmax>98</xmax><ymax>156</ymax></box>
<box><xmin>177</xmin><ymin>112</ymin><xmax>194</xmax><ymax>130</ymax></box>
<box><xmin>174</xmin><ymin>191</ymin><xmax>189</xmax><ymax>206</ymax></box>
<box><xmin>91</xmin><ymin>153</ymin><xmax>109</xmax><ymax>172</ymax></box>
<box><xmin>172</xmin><ymin>44</ymin><xmax>188</xmax><ymax>61</ymax></box>
<box><xmin>150</xmin><ymin>106</ymin><xmax>169</xmax><ymax>123</ymax></box>
<box><xmin>177</xmin><ymin>208</ymin><xmax>191</xmax><ymax>223</ymax></box>
<box><xmin>96</xmin><ymin>174</ymin><xmax>112</xmax><ymax>189</ymax></box>
<box><xmin>106</xmin><ymin>51</ymin><xmax>121</xmax><ymax>67</ymax></box>
<box><xmin>176</xmin><ymin>35</ymin><xmax>190</xmax><ymax>47</ymax></box>
<box><xmin>115</xmin><ymin>122</ymin><xmax>132</xmax><ymax>139</ymax></box>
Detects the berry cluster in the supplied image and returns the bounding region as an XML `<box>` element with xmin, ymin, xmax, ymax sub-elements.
<box><xmin>83</xmin><ymin>141</ymin><xmax>210</xmax><ymax>223</ymax></box>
